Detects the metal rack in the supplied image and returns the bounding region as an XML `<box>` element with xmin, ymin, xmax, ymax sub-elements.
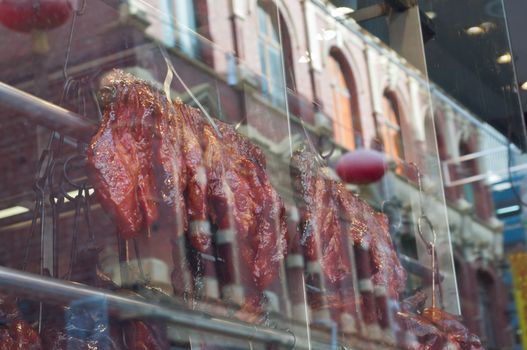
<box><xmin>0</xmin><ymin>82</ymin><xmax>426</xmax><ymax>349</ymax></box>
<box><xmin>0</xmin><ymin>265</ymin><xmax>405</xmax><ymax>349</ymax></box>
<box><xmin>0</xmin><ymin>83</ymin><xmax>325</xmax><ymax>349</ymax></box>
<box><xmin>0</xmin><ymin>82</ymin><xmax>97</xmax><ymax>142</ymax></box>
<box><xmin>0</xmin><ymin>266</ymin><xmax>299</xmax><ymax>348</ymax></box>
<box><xmin>0</xmin><ymin>79</ymin><xmax>437</xmax><ymax>282</ymax></box>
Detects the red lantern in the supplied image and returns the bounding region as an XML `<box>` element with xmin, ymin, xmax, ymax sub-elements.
<box><xmin>0</xmin><ymin>0</ymin><xmax>72</xmax><ymax>53</ymax></box>
<box><xmin>336</xmin><ymin>149</ymin><xmax>387</xmax><ymax>185</ymax></box>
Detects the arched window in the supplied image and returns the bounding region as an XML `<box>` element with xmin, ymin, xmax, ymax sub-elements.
<box><xmin>381</xmin><ymin>92</ymin><xmax>404</xmax><ymax>163</ymax></box>
<box><xmin>257</xmin><ymin>1</ymin><xmax>295</xmax><ymax>108</ymax></box>
<box><xmin>327</xmin><ymin>52</ymin><xmax>361</xmax><ymax>150</ymax></box>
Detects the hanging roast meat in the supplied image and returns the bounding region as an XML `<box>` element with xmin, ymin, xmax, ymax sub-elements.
<box><xmin>290</xmin><ymin>147</ymin><xmax>406</xmax><ymax>300</ymax></box>
<box><xmin>163</xmin><ymin>101</ymin><xmax>288</xmax><ymax>296</ymax></box>
<box><xmin>421</xmin><ymin>308</ymin><xmax>483</xmax><ymax>350</ymax></box>
<box><xmin>88</xmin><ymin>70</ymin><xmax>287</xmax><ymax>299</ymax></box>
<box><xmin>87</xmin><ymin>70</ymin><xmax>209</xmax><ymax>299</ymax></box>
<box><xmin>203</xmin><ymin>120</ymin><xmax>287</xmax><ymax>291</ymax></box>
<box><xmin>88</xmin><ymin>69</ymin><xmax>224</xmax><ymax>252</ymax></box>
<box><xmin>397</xmin><ymin>293</ymin><xmax>484</xmax><ymax>350</ymax></box>
<box><xmin>290</xmin><ymin>147</ymin><xmax>352</xmax><ymax>284</ymax></box>
<box><xmin>88</xmin><ymin>71</ymin><xmax>160</xmax><ymax>240</ymax></box>
<box><xmin>158</xmin><ymin>102</ymin><xmax>217</xmax><ymax>299</ymax></box>
<box><xmin>332</xmin><ymin>173</ymin><xmax>406</xmax><ymax>300</ymax></box>
<box><xmin>396</xmin><ymin>309</ymin><xmax>484</xmax><ymax>350</ymax></box>
<box><xmin>0</xmin><ymin>294</ymin><xmax>42</xmax><ymax>350</ymax></box>
<box><xmin>154</xmin><ymin>96</ymin><xmax>204</xmax><ymax>248</ymax></box>
<box><xmin>396</xmin><ymin>310</ymin><xmax>450</xmax><ymax>350</ymax></box>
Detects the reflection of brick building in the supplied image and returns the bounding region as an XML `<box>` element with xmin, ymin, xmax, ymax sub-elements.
<box><xmin>0</xmin><ymin>0</ymin><xmax>515</xmax><ymax>348</ymax></box>
<box><xmin>433</xmin><ymin>96</ymin><xmax>517</xmax><ymax>348</ymax></box>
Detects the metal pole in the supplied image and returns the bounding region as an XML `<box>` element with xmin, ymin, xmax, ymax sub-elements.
<box><xmin>0</xmin><ymin>82</ymin><xmax>97</xmax><ymax>141</ymax></box>
<box><xmin>0</xmin><ymin>266</ymin><xmax>296</xmax><ymax>347</ymax></box>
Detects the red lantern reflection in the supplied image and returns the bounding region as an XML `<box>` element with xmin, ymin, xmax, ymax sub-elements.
<box><xmin>336</xmin><ymin>149</ymin><xmax>387</xmax><ymax>185</ymax></box>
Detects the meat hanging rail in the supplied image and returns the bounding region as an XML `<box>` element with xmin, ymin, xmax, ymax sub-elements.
<box><xmin>0</xmin><ymin>80</ymin><xmax>443</xmax><ymax>285</ymax></box>
<box><xmin>0</xmin><ymin>80</ymin><xmax>444</xmax><ymax>349</ymax></box>
<box><xmin>0</xmin><ymin>265</ymin><xmax>403</xmax><ymax>350</ymax></box>
<box><xmin>0</xmin><ymin>265</ymin><xmax>301</xmax><ymax>348</ymax></box>
<box><xmin>0</xmin><ymin>82</ymin><xmax>97</xmax><ymax>142</ymax></box>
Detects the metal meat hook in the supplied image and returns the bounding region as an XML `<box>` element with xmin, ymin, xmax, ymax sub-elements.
<box><xmin>409</xmin><ymin>162</ymin><xmax>437</xmax><ymax>248</ymax></box>
<box><xmin>22</xmin><ymin>131</ymin><xmax>59</xmax><ymax>273</ymax></box>
<box><xmin>417</xmin><ymin>214</ymin><xmax>436</xmax><ymax>254</ymax></box>
<box><xmin>160</xmin><ymin>47</ymin><xmax>223</xmax><ymax>138</ymax></box>
<box><xmin>410</xmin><ymin>162</ymin><xmax>439</xmax><ymax>309</ymax></box>
<box><xmin>63</xmin><ymin>0</ymin><xmax>88</xmax><ymax>81</ymax></box>
<box><xmin>62</xmin><ymin>154</ymin><xmax>87</xmax><ymax>199</ymax></box>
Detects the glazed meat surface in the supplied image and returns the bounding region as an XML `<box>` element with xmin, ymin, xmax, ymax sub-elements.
<box><xmin>290</xmin><ymin>147</ymin><xmax>351</xmax><ymax>284</ymax></box>
<box><xmin>396</xmin><ymin>309</ymin><xmax>484</xmax><ymax>350</ymax></box>
<box><xmin>289</xmin><ymin>147</ymin><xmax>481</xmax><ymax>350</ymax></box>
<box><xmin>422</xmin><ymin>308</ymin><xmax>483</xmax><ymax>350</ymax></box>
<box><xmin>88</xmin><ymin>70</ymin><xmax>287</xmax><ymax>293</ymax></box>
<box><xmin>0</xmin><ymin>294</ymin><xmax>42</xmax><ymax>350</ymax></box>
<box><xmin>178</xmin><ymin>104</ymin><xmax>210</xmax><ymax>252</ymax></box>
<box><xmin>154</xmin><ymin>95</ymin><xmax>188</xmax><ymax>240</ymax></box>
<box><xmin>121</xmin><ymin>320</ymin><xmax>168</xmax><ymax>350</ymax></box>
<box><xmin>88</xmin><ymin>72</ymin><xmax>160</xmax><ymax>239</ymax></box>
<box><xmin>290</xmin><ymin>147</ymin><xmax>406</xmax><ymax>296</ymax></box>
<box><xmin>154</xmin><ymin>99</ymin><xmax>212</xmax><ymax>252</ymax></box>
<box><xmin>203</xmin><ymin>120</ymin><xmax>287</xmax><ymax>290</ymax></box>
<box><xmin>88</xmin><ymin>70</ymin><xmax>211</xmax><ymax>251</ymax></box>
<box><xmin>396</xmin><ymin>293</ymin><xmax>484</xmax><ymax>350</ymax></box>
<box><xmin>396</xmin><ymin>310</ymin><xmax>449</xmax><ymax>350</ymax></box>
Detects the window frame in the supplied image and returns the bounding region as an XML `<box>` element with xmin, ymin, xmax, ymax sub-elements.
<box><xmin>327</xmin><ymin>48</ymin><xmax>362</xmax><ymax>150</ymax></box>
<box><xmin>381</xmin><ymin>91</ymin><xmax>405</xmax><ymax>166</ymax></box>
<box><xmin>256</xmin><ymin>2</ymin><xmax>294</xmax><ymax>108</ymax></box>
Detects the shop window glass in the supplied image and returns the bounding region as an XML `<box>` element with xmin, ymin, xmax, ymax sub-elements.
<box><xmin>0</xmin><ymin>1</ymin><xmax>489</xmax><ymax>349</ymax></box>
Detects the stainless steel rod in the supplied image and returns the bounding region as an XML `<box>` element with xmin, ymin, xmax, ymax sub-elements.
<box><xmin>0</xmin><ymin>266</ymin><xmax>295</xmax><ymax>346</ymax></box>
<box><xmin>0</xmin><ymin>82</ymin><xmax>97</xmax><ymax>141</ymax></box>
